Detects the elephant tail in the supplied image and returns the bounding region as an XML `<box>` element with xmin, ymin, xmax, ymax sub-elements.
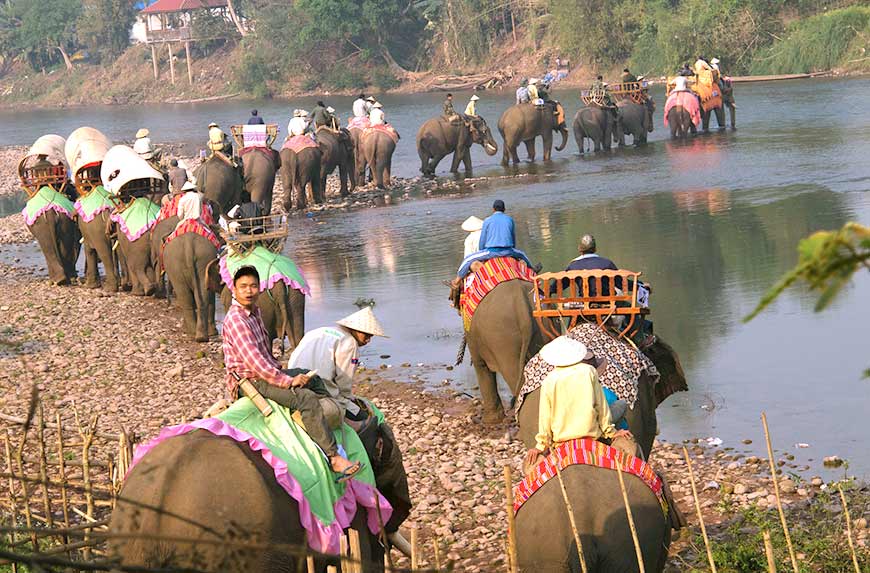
<box><xmin>455</xmin><ymin>332</ymin><xmax>466</xmax><ymax>365</ymax></box>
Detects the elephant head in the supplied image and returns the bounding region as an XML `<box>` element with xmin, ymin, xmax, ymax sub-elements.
<box><xmin>644</xmin><ymin>97</ymin><xmax>656</xmax><ymax>133</ymax></box>
<box><xmin>553</xmin><ymin>102</ymin><xmax>569</xmax><ymax>151</ymax></box>
<box><xmin>467</xmin><ymin>116</ymin><xmax>499</xmax><ymax>156</ymax></box>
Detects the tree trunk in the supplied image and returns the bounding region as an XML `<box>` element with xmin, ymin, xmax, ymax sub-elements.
<box><xmin>226</xmin><ymin>0</ymin><xmax>247</xmax><ymax>37</ymax></box>
<box><xmin>57</xmin><ymin>45</ymin><xmax>73</xmax><ymax>71</ymax></box>
<box><xmin>380</xmin><ymin>45</ymin><xmax>413</xmax><ymax>79</ymax></box>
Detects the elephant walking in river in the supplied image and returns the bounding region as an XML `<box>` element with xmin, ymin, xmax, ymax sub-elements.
<box><xmin>615</xmin><ymin>98</ymin><xmax>655</xmax><ymax>147</ymax></box>
<box><xmin>362</xmin><ymin>129</ymin><xmax>397</xmax><ymax>189</ymax></box>
<box><xmin>318</xmin><ymin>128</ymin><xmax>356</xmax><ymax>198</ymax></box>
<box><xmin>574</xmin><ymin>107</ymin><xmax>614</xmax><ymax>154</ymax></box>
<box><xmin>498</xmin><ymin>102</ymin><xmax>568</xmax><ymax>165</ymax></box>
<box><xmin>195</xmin><ymin>155</ymin><xmax>243</xmax><ymax>216</ymax></box>
<box><xmin>241</xmin><ymin>148</ymin><xmax>280</xmax><ymax>215</ymax></box>
<box><xmin>280</xmin><ymin>145</ymin><xmax>322</xmax><ymax>211</ymax></box>
<box><xmin>416</xmin><ymin>115</ymin><xmax>498</xmax><ymax>177</ymax></box>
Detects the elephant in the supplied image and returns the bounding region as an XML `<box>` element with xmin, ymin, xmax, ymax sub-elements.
<box><xmin>318</xmin><ymin>128</ymin><xmax>356</xmax><ymax>198</ymax></box>
<box><xmin>241</xmin><ymin>148</ymin><xmax>280</xmax><ymax>215</ymax></box>
<box><xmin>28</xmin><ymin>209</ymin><xmax>80</xmax><ymax>286</ymax></box>
<box><xmin>461</xmin><ymin>279</ymin><xmax>548</xmax><ymax>423</ymax></box>
<box><xmin>416</xmin><ymin>115</ymin><xmax>499</xmax><ymax>177</ymax></box>
<box><xmin>109</xmin><ymin>430</ymin><xmax>385</xmax><ymax>572</ymax></box>
<box><xmin>361</xmin><ymin>130</ymin><xmax>396</xmax><ymax>189</ymax></box>
<box><xmin>220</xmin><ymin>280</ymin><xmax>306</xmax><ymax>349</ymax></box>
<box><xmin>279</xmin><ymin>146</ymin><xmax>322</xmax><ymax>211</ymax></box>
<box><xmin>615</xmin><ymin>98</ymin><xmax>655</xmax><ymax>147</ymax></box>
<box><xmin>701</xmin><ymin>104</ymin><xmax>726</xmax><ymax>132</ymax></box>
<box><xmin>666</xmin><ymin>106</ymin><xmax>696</xmax><ymax>139</ymax></box>
<box><xmin>110</xmin><ymin>197</ymin><xmax>163</xmax><ymax>296</ymax></box>
<box><xmin>573</xmin><ymin>106</ymin><xmax>613</xmax><ymax>153</ymax></box>
<box><xmin>195</xmin><ymin>155</ymin><xmax>244</xmax><ymax>216</ymax></box>
<box><xmin>349</xmin><ymin>126</ymin><xmax>368</xmax><ymax>186</ymax></box>
<box><xmin>498</xmin><ymin>102</ymin><xmax>568</xmax><ymax>165</ymax></box>
<box><xmin>514</xmin><ymin>463</ymin><xmax>671</xmax><ymax>572</ymax></box>
<box><xmin>162</xmin><ymin>231</ymin><xmax>218</xmax><ymax>342</ymax></box>
<box><xmin>77</xmin><ymin>208</ymin><xmax>119</xmax><ymax>292</ymax></box>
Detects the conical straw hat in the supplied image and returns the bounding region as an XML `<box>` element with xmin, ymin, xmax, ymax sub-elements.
<box><xmin>539</xmin><ymin>336</ymin><xmax>590</xmax><ymax>367</ymax></box>
<box><xmin>461</xmin><ymin>216</ymin><xmax>483</xmax><ymax>232</ymax></box>
<box><xmin>337</xmin><ymin>306</ymin><xmax>387</xmax><ymax>337</ymax></box>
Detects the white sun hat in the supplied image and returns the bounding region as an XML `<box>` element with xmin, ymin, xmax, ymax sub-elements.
<box><xmin>461</xmin><ymin>215</ymin><xmax>483</xmax><ymax>232</ymax></box>
<box><xmin>337</xmin><ymin>306</ymin><xmax>387</xmax><ymax>337</ymax></box>
<box><xmin>711</xmin><ymin>58</ymin><xmax>720</xmax><ymax>65</ymax></box>
<box><xmin>326</xmin><ymin>106</ymin><xmax>335</xmax><ymax>113</ymax></box>
<box><xmin>135</xmin><ymin>128</ymin><xmax>150</xmax><ymax>139</ymax></box>
<box><xmin>470</xmin><ymin>94</ymin><xmax>480</xmax><ymax>101</ymax></box>
<box><xmin>539</xmin><ymin>336</ymin><xmax>591</xmax><ymax>367</ymax></box>
<box><xmin>372</xmin><ymin>102</ymin><xmax>383</xmax><ymax>109</ymax></box>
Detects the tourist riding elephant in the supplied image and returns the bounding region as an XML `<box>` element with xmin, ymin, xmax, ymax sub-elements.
<box><xmin>109</xmin><ymin>430</ymin><xmax>385</xmax><ymax>572</ymax></box>
<box><xmin>318</xmin><ymin>128</ymin><xmax>356</xmax><ymax>198</ymax></box>
<box><xmin>219</xmin><ymin>275</ymin><xmax>306</xmax><ymax>348</ymax></box>
<box><xmin>416</xmin><ymin>115</ymin><xmax>499</xmax><ymax>177</ymax></box>
<box><xmin>27</xmin><ymin>208</ymin><xmax>80</xmax><ymax>286</ymax></box>
<box><xmin>241</xmin><ymin>148</ymin><xmax>280</xmax><ymax>215</ymax></box>
<box><xmin>280</xmin><ymin>145</ymin><xmax>323</xmax><ymax>210</ymax></box>
<box><xmin>574</xmin><ymin>106</ymin><xmax>614</xmax><ymax>153</ymax></box>
<box><xmin>498</xmin><ymin>102</ymin><xmax>568</xmax><ymax>165</ymax></box>
<box><xmin>195</xmin><ymin>155</ymin><xmax>243</xmax><ymax>216</ymax></box>
<box><xmin>362</xmin><ymin>129</ymin><xmax>397</xmax><ymax>189</ymax></box>
<box><xmin>514</xmin><ymin>462</ymin><xmax>671</xmax><ymax>572</ymax></box>
<box><xmin>462</xmin><ymin>280</ymin><xmax>548</xmax><ymax>423</ymax></box>
<box><xmin>615</xmin><ymin>98</ymin><xmax>655</xmax><ymax>147</ymax></box>
<box><xmin>666</xmin><ymin>106</ymin><xmax>695</xmax><ymax>138</ymax></box>
<box><xmin>162</xmin><ymin>231</ymin><xmax>218</xmax><ymax>342</ymax></box>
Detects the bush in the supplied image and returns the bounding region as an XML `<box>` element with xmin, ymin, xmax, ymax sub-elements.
<box><xmin>233</xmin><ymin>43</ymin><xmax>280</xmax><ymax>98</ymax></box>
<box><xmin>371</xmin><ymin>68</ymin><xmax>400</xmax><ymax>91</ymax></box>
<box><xmin>321</xmin><ymin>64</ymin><xmax>366</xmax><ymax>90</ymax></box>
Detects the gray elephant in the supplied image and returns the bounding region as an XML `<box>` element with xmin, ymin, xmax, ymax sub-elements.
<box><xmin>574</xmin><ymin>106</ymin><xmax>613</xmax><ymax>153</ymax></box>
<box><xmin>666</xmin><ymin>105</ymin><xmax>696</xmax><ymax>138</ymax></box>
<box><xmin>498</xmin><ymin>102</ymin><xmax>568</xmax><ymax>165</ymax></box>
<box><xmin>348</xmin><ymin>124</ymin><xmax>369</xmax><ymax>186</ymax></box>
<box><xmin>280</xmin><ymin>145</ymin><xmax>323</xmax><ymax>211</ymax></box>
<box><xmin>362</xmin><ymin>128</ymin><xmax>398</xmax><ymax>189</ymax></box>
<box><xmin>416</xmin><ymin>115</ymin><xmax>499</xmax><ymax>177</ymax></box>
<box><xmin>195</xmin><ymin>155</ymin><xmax>244</xmax><ymax>216</ymax></box>
<box><xmin>702</xmin><ymin>103</ymin><xmax>726</xmax><ymax>132</ymax></box>
<box><xmin>110</xmin><ymin>197</ymin><xmax>163</xmax><ymax>296</ymax></box>
<box><xmin>455</xmin><ymin>279</ymin><xmax>548</xmax><ymax>423</ymax></box>
<box><xmin>615</xmin><ymin>98</ymin><xmax>655</xmax><ymax>147</ymax></box>
<box><xmin>317</xmin><ymin>128</ymin><xmax>356</xmax><ymax>197</ymax></box>
<box><xmin>241</xmin><ymin>148</ymin><xmax>280</xmax><ymax>215</ymax></box>
<box><xmin>220</xmin><ymin>281</ymin><xmax>305</xmax><ymax>349</ymax></box>
<box><xmin>26</xmin><ymin>205</ymin><xmax>81</xmax><ymax>286</ymax></box>
<box><xmin>109</xmin><ymin>430</ymin><xmax>385</xmax><ymax>572</ymax></box>
<box><xmin>162</xmin><ymin>229</ymin><xmax>219</xmax><ymax>342</ymax></box>
<box><xmin>75</xmin><ymin>189</ymin><xmax>120</xmax><ymax>292</ymax></box>
<box><xmin>514</xmin><ymin>462</ymin><xmax>671</xmax><ymax>572</ymax></box>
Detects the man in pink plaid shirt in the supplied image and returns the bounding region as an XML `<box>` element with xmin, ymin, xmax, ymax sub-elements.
<box><xmin>222</xmin><ymin>265</ymin><xmax>361</xmax><ymax>482</ymax></box>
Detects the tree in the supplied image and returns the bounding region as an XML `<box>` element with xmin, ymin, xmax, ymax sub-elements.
<box><xmin>77</xmin><ymin>0</ymin><xmax>137</xmax><ymax>63</ymax></box>
<box><xmin>17</xmin><ymin>0</ymin><xmax>81</xmax><ymax>70</ymax></box>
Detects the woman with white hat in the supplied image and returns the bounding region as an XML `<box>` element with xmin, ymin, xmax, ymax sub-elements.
<box><xmin>369</xmin><ymin>101</ymin><xmax>385</xmax><ymax>126</ymax></box>
<box><xmin>464</xmin><ymin>94</ymin><xmax>480</xmax><ymax>117</ymax></box>
<box><xmin>525</xmin><ymin>336</ymin><xmax>634</xmax><ymax>472</ymax></box>
<box><xmin>462</xmin><ymin>215</ymin><xmax>483</xmax><ymax>257</ymax></box>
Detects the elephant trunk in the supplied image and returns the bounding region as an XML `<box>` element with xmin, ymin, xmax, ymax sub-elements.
<box><xmin>482</xmin><ymin>134</ymin><xmax>498</xmax><ymax>156</ymax></box>
<box><xmin>555</xmin><ymin>127</ymin><xmax>568</xmax><ymax>151</ymax></box>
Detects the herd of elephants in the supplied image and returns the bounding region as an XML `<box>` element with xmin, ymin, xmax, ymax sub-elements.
<box><xmin>17</xmin><ymin>93</ymin><xmax>705</xmax><ymax>572</ymax></box>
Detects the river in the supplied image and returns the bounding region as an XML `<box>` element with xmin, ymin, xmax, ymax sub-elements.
<box><xmin>2</xmin><ymin>77</ymin><xmax>869</xmax><ymax>477</ymax></box>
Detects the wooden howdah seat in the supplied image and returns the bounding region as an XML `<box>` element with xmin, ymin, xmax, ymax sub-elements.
<box><xmin>609</xmin><ymin>81</ymin><xmax>650</xmax><ymax>104</ymax></box>
<box><xmin>219</xmin><ymin>213</ymin><xmax>289</xmax><ymax>255</ymax></box>
<box><xmin>532</xmin><ymin>269</ymin><xmax>649</xmax><ymax>341</ymax></box>
<box><xmin>231</xmin><ymin>124</ymin><xmax>279</xmax><ymax>150</ymax></box>
<box><xmin>113</xmin><ymin>177</ymin><xmax>167</xmax><ymax>212</ymax></box>
<box><xmin>73</xmin><ymin>163</ymin><xmax>104</xmax><ymax>197</ymax></box>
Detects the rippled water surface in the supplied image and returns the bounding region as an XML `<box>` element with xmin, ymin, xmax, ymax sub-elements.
<box><xmin>2</xmin><ymin>78</ymin><xmax>869</xmax><ymax>475</ymax></box>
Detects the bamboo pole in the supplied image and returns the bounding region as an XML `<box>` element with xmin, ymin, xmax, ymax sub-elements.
<box><xmin>410</xmin><ymin>527</ymin><xmax>418</xmax><ymax>571</ymax></box>
<box><xmin>762</xmin><ymin>530</ymin><xmax>777</xmax><ymax>573</ymax></box>
<box><xmin>348</xmin><ymin>528</ymin><xmax>362</xmax><ymax>573</ymax></box>
<box><xmin>36</xmin><ymin>405</ymin><xmax>54</xmax><ymax>530</ymax></box>
<box><xmin>761</xmin><ymin>413</ymin><xmax>798</xmax><ymax>573</ymax></box>
<box><xmin>167</xmin><ymin>42</ymin><xmax>175</xmax><ymax>85</ymax></box>
<box><xmin>184</xmin><ymin>41</ymin><xmax>193</xmax><ymax>85</ymax></box>
<box><xmin>614</xmin><ymin>458</ymin><xmax>645</xmax><ymax>573</ymax></box>
<box><xmin>306</xmin><ymin>555</ymin><xmax>315</xmax><ymax>573</ymax></box>
<box><xmin>503</xmin><ymin>465</ymin><xmax>519</xmax><ymax>573</ymax></box>
<box><xmin>837</xmin><ymin>485</ymin><xmax>861</xmax><ymax>573</ymax></box>
<box><xmin>150</xmin><ymin>44</ymin><xmax>158</xmax><ymax>79</ymax></box>
<box><xmin>3</xmin><ymin>434</ymin><xmax>20</xmax><ymax>573</ymax></box>
<box><xmin>552</xmin><ymin>451</ymin><xmax>588</xmax><ymax>573</ymax></box>
<box><xmin>682</xmin><ymin>447</ymin><xmax>717</xmax><ymax>573</ymax></box>
<box><xmin>374</xmin><ymin>492</ymin><xmax>395</xmax><ymax>571</ymax></box>
<box><xmin>77</xmin><ymin>413</ymin><xmax>98</xmax><ymax>560</ymax></box>
<box><xmin>56</xmin><ymin>412</ymin><xmax>71</xmax><ymax>539</ymax></box>
<box><xmin>14</xmin><ymin>424</ymin><xmax>37</xmax><ymax>551</ymax></box>
<box><xmin>432</xmin><ymin>539</ymin><xmax>442</xmax><ymax>571</ymax></box>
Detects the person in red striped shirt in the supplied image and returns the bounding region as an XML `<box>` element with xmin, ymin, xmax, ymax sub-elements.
<box><xmin>222</xmin><ymin>265</ymin><xmax>361</xmax><ymax>482</ymax></box>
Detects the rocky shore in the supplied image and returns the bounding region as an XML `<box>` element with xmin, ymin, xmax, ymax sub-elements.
<box><xmin>0</xmin><ymin>262</ymin><xmax>866</xmax><ymax>570</ymax></box>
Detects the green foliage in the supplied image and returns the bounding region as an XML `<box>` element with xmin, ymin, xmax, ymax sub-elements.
<box><xmin>550</xmin><ymin>0</ymin><xmax>640</xmax><ymax>68</ymax></box>
<box><xmin>750</xmin><ymin>6</ymin><xmax>870</xmax><ymax>74</ymax></box>
<box><xmin>372</xmin><ymin>67</ymin><xmax>400</xmax><ymax>90</ymax></box>
<box><xmin>76</xmin><ymin>0</ymin><xmax>136</xmax><ymax>63</ymax></box>
<box><xmin>321</xmin><ymin>63</ymin><xmax>366</xmax><ymax>90</ymax></box>
<box><xmin>233</xmin><ymin>40</ymin><xmax>282</xmax><ymax>98</ymax></box>
<box><xmin>16</xmin><ymin>0</ymin><xmax>81</xmax><ymax>69</ymax></box>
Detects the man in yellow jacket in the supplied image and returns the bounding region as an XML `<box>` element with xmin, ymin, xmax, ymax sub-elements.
<box><xmin>525</xmin><ymin>336</ymin><xmax>635</xmax><ymax>472</ymax></box>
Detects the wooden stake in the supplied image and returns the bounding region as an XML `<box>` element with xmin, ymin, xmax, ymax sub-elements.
<box><xmin>167</xmin><ymin>42</ymin><xmax>175</xmax><ymax>85</ymax></box>
<box><xmin>615</xmin><ymin>457</ymin><xmax>645</xmax><ymax>573</ymax></box>
<box><xmin>837</xmin><ymin>485</ymin><xmax>861</xmax><ymax>573</ymax></box>
<box><xmin>77</xmin><ymin>413</ymin><xmax>99</xmax><ymax>560</ymax></box>
<box><xmin>4</xmin><ymin>434</ymin><xmax>20</xmax><ymax>573</ymax></box>
<box><xmin>374</xmin><ymin>492</ymin><xmax>394</xmax><ymax>571</ymax></box>
<box><xmin>432</xmin><ymin>539</ymin><xmax>442</xmax><ymax>571</ymax></box>
<box><xmin>682</xmin><ymin>447</ymin><xmax>717</xmax><ymax>573</ymax></box>
<box><xmin>761</xmin><ymin>413</ymin><xmax>798</xmax><ymax>573</ymax></box>
<box><xmin>503</xmin><ymin>465</ymin><xmax>519</xmax><ymax>573</ymax></box>
<box><xmin>348</xmin><ymin>528</ymin><xmax>362</xmax><ymax>573</ymax></box>
<box><xmin>306</xmin><ymin>555</ymin><xmax>315</xmax><ymax>573</ymax></box>
<box><xmin>410</xmin><ymin>527</ymin><xmax>418</xmax><ymax>571</ymax></box>
<box><xmin>552</xmin><ymin>451</ymin><xmax>588</xmax><ymax>573</ymax></box>
<box><xmin>762</xmin><ymin>530</ymin><xmax>777</xmax><ymax>573</ymax></box>
<box><xmin>56</xmin><ymin>412</ymin><xmax>71</xmax><ymax>538</ymax></box>
<box><xmin>36</xmin><ymin>404</ymin><xmax>54</xmax><ymax>530</ymax></box>
<box><xmin>150</xmin><ymin>44</ymin><xmax>158</xmax><ymax>79</ymax></box>
<box><xmin>184</xmin><ymin>41</ymin><xmax>193</xmax><ymax>85</ymax></box>
<box><xmin>14</xmin><ymin>424</ymin><xmax>37</xmax><ymax>551</ymax></box>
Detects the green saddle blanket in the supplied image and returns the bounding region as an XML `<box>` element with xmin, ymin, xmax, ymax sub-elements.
<box><xmin>23</xmin><ymin>186</ymin><xmax>75</xmax><ymax>226</ymax></box>
<box><xmin>220</xmin><ymin>245</ymin><xmax>311</xmax><ymax>295</ymax></box>
<box><xmin>74</xmin><ymin>185</ymin><xmax>115</xmax><ymax>223</ymax></box>
<box><xmin>110</xmin><ymin>197</ymin><xmax>160</xmax><ymax>242</ymax></box>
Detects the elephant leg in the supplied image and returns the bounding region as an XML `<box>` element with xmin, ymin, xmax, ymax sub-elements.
<box><xmin>472</xmin><ymin>357</ymin><xmax>503</xmax><ymax>423</ymax></box>
<box><xmin>448</xmin><ymin>148</ymin><xmax>462</xmax><ymax>173</ymax></box>
<box><xmin>383</xmin><ymin>154</ymin><xmax>392</xmax><ymax>188</ymax></box>
<box><xmin>716</xmin><ymin>106</ymin><xmax>725</xmax><ymax>129</ymax></box>
<box><xmin>462</xmin><ymin>147</ymin><xmax>473</xmax><ymax>175</ymax></box>
<box><xmin>702</xmin><ymin>110</ymin><xmax>710</xmax><ymax>132</ymax></box>
<box><xmin>93</xmin><ymin>235</ymin><xmax>119</xmax><ymax>292</ymax></box>
<box><xmin>59</xmin><ymin>219</ymin><xmax>81</xmax><ymax>282</ymax></box>
<box><xmin>500</xmin><ymin>137</ymin><xmax>510</xmax><ymax>166</ymax></box>
<box><xmin>29</xmin><ymin>217</ymin><xmax>70</xmax><ymax>285</ymax></box>
<box><xmin>523</xmin><ymin>139</ymin><xmax>536</xmax><ymax>162</ymax></box>
<box><xmin>317</xmin><ymin>173</ymin><xmax>327</xmax><ymax>204</ymax></box>
<box><xmin>729</xmin><ymin>104</ymin><xmax>736</xmax><ymax>129</ymax></box>
<box><xmin>83</xmin><ymin>244</ymin><xmax>100</xmax><ymax>288</ymax></box>
<box><xmin>338</xmin><ymin>163</ymin><xmax>349</xmax><ymax>197</ymax></box>
<box><xmin>192</xmin><ymin>264</ymin><xmax>210</xmax><ymax>343</ymax></box>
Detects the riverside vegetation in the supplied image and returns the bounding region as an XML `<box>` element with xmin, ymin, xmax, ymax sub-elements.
<box><xmin>0</xmin><ymin>0</ymin><xmax>869</xmax><ymax>106</ymax></box>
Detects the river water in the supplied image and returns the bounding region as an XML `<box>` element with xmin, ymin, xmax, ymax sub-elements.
<box><xmin>2</xmin><ymin>78</ymin><xmax>869</xmax><ymax>476</ymax></box>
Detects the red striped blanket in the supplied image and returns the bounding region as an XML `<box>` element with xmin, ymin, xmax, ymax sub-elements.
<box><xmin>460</xmin><ymin>257</ymin><xmax>536</xmax><ymax>330</ymax></box>
<box><xmin>163</xmin><ymin>219</ymin><xmax>221</xmax><ymax>251</ymax></box>
<box><xmin>513</xmin><ymin>438</ymin><xmax>666</xmax><ymax>516</ymax></box>
<box><xmin>282</xmin><ymin>135</ymin><xmax>318</xmax><ymax>153</ymax></box>
<box><xmin>362</xmin><ymin>124</ymin><xmax>400</xmax><ymax>144</ymax></box>
<box><xmin>347</xmin><ymin>116</ymin><xmax>371</xmax><ymax>131</ymax></box>
<box><xmin>157</xmin><ymin>194</ymin><xmax>215</xmax><ymax>226</ymax></box>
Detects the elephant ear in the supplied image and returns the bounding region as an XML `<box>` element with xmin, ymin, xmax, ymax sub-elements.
<box><xmin>204</xmin><ymin>257</ymin><xmax>223</xmax><ymax>293</ymax></box>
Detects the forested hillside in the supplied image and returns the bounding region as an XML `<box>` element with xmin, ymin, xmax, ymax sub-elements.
<box><xmin>0</xmin><ymin>0</ymin><xmax>868</xmax><ymax>105</ymax></box>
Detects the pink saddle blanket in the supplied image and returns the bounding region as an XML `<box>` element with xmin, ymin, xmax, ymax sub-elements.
<box><xmin>362</xmin><ymin>124</ymin><xmax>400</xmax><ymax>144</ymax></box>
<box><xmin>664</xmin><ymin>91</ymin><xmax>701</xmax><ymax>127</ymax></box>
<box><xmin>347</xmin><ymin>116</ymin><xmax>371</xmax><ymax>131</ymax></box>
<box><xmin>282</xmin><ymin>135</ymin><xmax>318</xmax><ymax>153</ymax></box>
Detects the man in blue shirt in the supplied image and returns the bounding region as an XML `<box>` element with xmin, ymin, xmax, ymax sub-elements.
<box><xmin>247</xmin><ymin>109</ymin><xmax>265</xmax><ymax>125</ymax></box>
<box><xmin>457</xmin><ymin>199</ymin><xmax>533</xmax><ymax>277</ymax></box>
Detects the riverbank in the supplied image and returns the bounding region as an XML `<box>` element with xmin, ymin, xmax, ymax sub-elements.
<box><xmin>0</xmin><ymin>262</ymin><xmax>866</xmax><ymax>569</ymax></box>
